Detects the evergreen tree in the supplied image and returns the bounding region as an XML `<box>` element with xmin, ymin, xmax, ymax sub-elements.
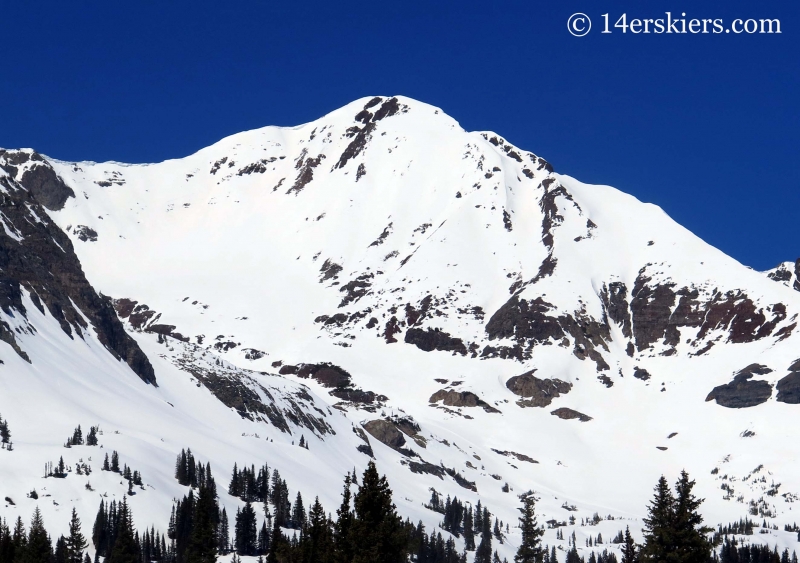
<box><xmin>672</xmin><ymin>471</ymin><xmax>712</xmax><ymax>563</ymax></box>
<box><xmin>0</xmin><ymin>415</ymin><xmax>11</xmax><ymax>448</ymax></box>
<box><xmin>111</xmin><ymin>451</ymin><xmax>120</xmax><ymax>473</ymax></box>
<box><xmin>464</xmin><ymin>506</ymin><xmax>475</xmax><ymax>551</ymax></box>
<box><xmin>108</xmin><ymin>499</ymin><xmax>138</xmax><ymax>563</ymax></box>
<box><xmin>234</xmin><ymin>503</ymin><xmax>257</xmax><ymax>556</ymax></box>
<box><xmin>54</xmin><ymin>536</ymin><xmax>68</xmax><ymax>563</ymax></box>
<box><xmin>350</xmin><ymin>462</ymin><xmax>406</xmax><ymax>563</ymax></box>
<box><xmin>333</xmin><ymin>474</ymin><xmax>353</xmax><ymax>563</ymax></box>
<box><xmin>514</xmin><ymin>494</ymin><xmax>543</xmax><ymax>563</ymax></box>
<box><xmin>185</xmin><ymin>481</ymin><xmax>218</xmax><ymax>563</ymax></box>
<box><xmin>621</xmin><ymin>527</ymin><xmax>637</xmax><ymax>563</ymax></box>
<box><xmin>640</xmin><ymin>476</ymin><xmax>675</xmax><ymax>563</ymax></box>
<box><xmin>304</xmin><ymin>497</ymin><xmax>332</xmax><ymax>563</ymax></box>
<box><xmin>291</xmin><ymin>492</ymin><xmax>306</xmax><ymax>529</ymax></box>
<box><xmin>65</xmin><ymin>509</ymin><xmax>88</xmax><ymax>563</ymax></box>
<box><xmin>217</xmin><ymin>508</ymin><xmax>229</xmax><ymax>554</ymax></box>
<box><xmin>102</xmin><ymin>454</ymin><xmax>110</xmax><ymax>472</ymax></box>
<box><xmin>25</xmin><ymin>508</ymin><xmax>53</xmax><ymax>563</ymax></box>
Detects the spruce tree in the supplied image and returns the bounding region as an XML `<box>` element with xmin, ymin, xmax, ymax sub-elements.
<box><xmin>24</xmin><ymin>508</ymin><xmax>52</xmax><ymax>563</ymax></box>
<box><xmin>333</xmin><ymin>474</ymin><xmax>353</xmax><ymax>563</ymax></box>
<box><xmin>305</xmin><ymin>497</ymin><xmax>332</xmax><ymax>563</ymax></box>
<box><xmin>217</xmin><ymin>508</ymin><xmax>229</xmax><ymax>554</ymax></box>
<box><xmin>621</xmin><ymin>526</ymin><xmax>637</xmax><ymax>563</ymax></box>
<box><xmin>640</xmin><ymin>475</ymin><xmax>675</xmax><ymax>563</ymax></box>
<box><xmin>672</xmin><ymin>471</ymin><xmax>711</xmax><ymax>563</ymax></box>
<box><xmin>111</xmin><ymin>451</ymin><xmax>120</xmax><ymax>473</ymax></box>
<box><xmin>107</xmin><ymin>499</ymin><xmax>138</xmax><ymax>563</ymax></box>
<box><xmin>514</xmin><ymin>494</ymin><xmax>543</xmax><ymax>563</ymax></box>
<box><xmin>350</xmin><ymin>461</ymin><xmax>406</xmax><ymax>563</ymax></box>
<box><xmin>185</xmin><ymin>481</ymin><xmax>218</xmax><ymax>563</ymax></box>
<box><xmin>65</xmin><ymin>509</ymin><xmax>88</xmax><ymax>563</ymax></box>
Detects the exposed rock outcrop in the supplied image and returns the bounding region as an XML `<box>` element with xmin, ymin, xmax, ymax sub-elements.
<box><xmin>506</xmin><ymin>369</ymin><xmax>572</xmax><ymax>407</ymax></box>
<box><xmin>706</xmin><ymin>364</ymin><xmax>773</xmax><ymax>408</ymax></box>
<box><xmin>363</xmin><ymin>419</ymin><xmax>406</xmax><ymax>450</ymax></box>
<box><xmin>551</xmin><ymin>407</ymin><xmax>592</xmax><ymax>422</ymax></box>
<box><xmin>776</xmin><ymin>359</ymin><xmax>800</xmax><ymax>404</ymax></box>
<box><xmin>429</xmin><ymin>389</ymin><xmax>500</xmax><ymax>413</ymax></box>
<box><xmin>0</xmin><ymin>161</ymin><xmax>154</xmax><ymax>384</ymax></box>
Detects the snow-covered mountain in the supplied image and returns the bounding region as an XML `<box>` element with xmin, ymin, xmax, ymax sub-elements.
<box><xmin>2</xmin><ymin>96</ymin><xmax>800</xmax><ymax>559</ymax></box>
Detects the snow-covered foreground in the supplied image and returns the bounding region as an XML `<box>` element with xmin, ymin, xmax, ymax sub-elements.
<box><xmin>2</xmin><ymin>96</ymin><xmax>800</xmax><ymax>560</ymax></box>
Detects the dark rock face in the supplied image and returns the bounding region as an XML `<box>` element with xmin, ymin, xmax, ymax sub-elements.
<box><xmin>506</xmin><ymin>369</ymin><xmax>572</xmax><ymax>407</ymax></box>
<box><xmin>0</xmin><ymin>170</ymin><xmax>155</xmax><ymax>383</ymax></box>
<box><xmin>429</xmin><ymin>389</ymin><xmax>500</xmax><ymax>413</ymax></box>
<box><xmin>795</xmin><ymin>259</ymin><xmax>800</xmax><ymax>291</ymax></box>
<box><xmin>363</xmin><ymin>419</ymin><xmax>406</xmax><ymax>450</ymax></box>
<box><xmin>776</xmin><ymin>359</ymin><xmax>800</xmax><ymax>404</ymax></box>
<box><xmin>73</xmin><ymin>225</ymin><xmax>98</xmax><ymax>242</ymax></box>
<box><xmin>491</xmin><ymin>449</ymin><xmax>538</xmax><ymax>464</ymax></box>
<box><xmin>279</xmin><ymin>362</ymin><xmax>387</xmax><ymax>407</ymax></box>
<box><xmin>633</xmin><ymin>367</ymin><xmax>652</xmax><ymax>381</ymax></box>
<box><xmin>484</xmin><ymin>296</ymin><xmax>610</xmax><ymax>369</ymax></box>
<box><xmin>551</xmin><ymin>407</ymin><xmax>592</xmax><ymax>422</ymax></box>
<box><xmin>706</xmin><ymin>364</ymin><xmax>773</xmax><ymax>408</ymax></box>
<box><xmin>628</xmin><ymin>268</ymin><xmax>787</xmax><ymax>353</ymax></box>
<box><xmin>0</xmin><ymin>150</ymin><xmax>75</xmax><ymax>210</ymax></box>
<box><xmin>600</xmin><ymin>282</ymin><xmax>632</xmax><ymax>338</ymax></box>
<box><xmin>173</xmin><ymin>350</ymin><xmax>333</xmax><ymax>435</ymax></box>
<box><xmin>112</xmin><ymin>299</ymin><xmax>188</xmax><ymax>342</ymax></box>
<box><xmin>405</xmin><ymin>327</ymin><xmax>467</xmax><ymax>355</ymax></box>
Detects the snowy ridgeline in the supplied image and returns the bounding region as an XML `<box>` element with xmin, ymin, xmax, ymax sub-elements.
<box><xmin>1</xmin><ymin>97</ymin><xmax>800</xmax><ymax>562</ymax></box>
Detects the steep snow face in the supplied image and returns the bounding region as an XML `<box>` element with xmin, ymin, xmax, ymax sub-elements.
<box><xmin>2</xmin><ymin>96</ymin><xmax>800</xmax><ymax>559</ymax></box>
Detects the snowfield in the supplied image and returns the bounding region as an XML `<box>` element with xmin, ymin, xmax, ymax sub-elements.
<box><xmin>2</xmin><ymin>95</ymin><xmax>800</xmax><ymax>560</ymax></box>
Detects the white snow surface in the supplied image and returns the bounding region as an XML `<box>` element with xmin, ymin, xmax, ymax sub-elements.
<box><xmin>2</xmin><ymin>96</ymin><xmax>800</xmax><ymax>560</ymax></box>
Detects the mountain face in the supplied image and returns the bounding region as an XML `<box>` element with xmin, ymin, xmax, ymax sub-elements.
<box><xmin>1</xmin><ymin>96</ymin><xmax>800</xmax><ymax>558</ymax></box>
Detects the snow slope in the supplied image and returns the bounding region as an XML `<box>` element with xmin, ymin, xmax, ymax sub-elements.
<box><xmin>2</xmin><ymin>96</ymin><xmax>800</xmax><ymax>559</ymax></box>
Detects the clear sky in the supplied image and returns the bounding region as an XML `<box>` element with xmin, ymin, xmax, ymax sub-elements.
<box><xmin>2</xmin><ymin>0</ymin><xmax>797</xmax><ymax>270</ymax></box>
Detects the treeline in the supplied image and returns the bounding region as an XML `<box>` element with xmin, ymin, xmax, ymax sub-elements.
<box><xmin>718</xmin><ymin>537</ymin><xmax>798</xmax><ymax>563</ymax></box>
<box><xmin>0</xmin><ymin>508</ymin><xmax>89</xmax><ymax>563</ymax></box>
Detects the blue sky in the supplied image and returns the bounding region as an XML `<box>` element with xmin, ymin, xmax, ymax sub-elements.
<box><xmin>2</xmin><ymin>0</ymin><xmax>797</xmax><ymax>270</ymax></box>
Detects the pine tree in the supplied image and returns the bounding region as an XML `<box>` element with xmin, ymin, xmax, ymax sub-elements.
<box><xmin>350</xmin><ymin>461</ymin><xmax>406</xmax><ymax>563</ymax></box>
<box><xmin>111</xmin><ymin>451</ymin><xmax>120</xmax><ymax>473</ymax></box>
<box><xmin>672</xmin><ymin>471</ymin><xmax>712</xmax><ymax>563</ymax></box>
<box><xmin>334</xmin><ymin>474</ymin><xmax>353</xmax><ymax>563</ymax></box>
<box><xmin>304</xmin><ymin>497</ymin><xmax>332</xmax><ymax>563</ymax></box>
<box><xmin>65</xmin><ymin>509</ymin><xmax>88</xmax><ymax>563</ymax></box>
<box><xmin>621</xmin><ymin>527</ymin><xmax>637</xmax><ymax>563</ymax></box>
<box><xmin>291</xmin><ymin>492</ymin><xmax>306</xmax><ymax>529</ymax></box>
<box><xmin>107</xmin><ymin>499</ymin><xmax>138</xmax><ymax>563</ymax></box>
<box><xmin>217</xmin><ymin>508</ymin><xmax>229</xmax><ymax>554</ymax></box>
<box><xmin>640</xmin><ymin>475</ymin><xmax>675</xmax><ymax>563</ymax></box>
<box><xmin>514</xmin><ymin>494</ymin><xmax>543</xmax><ymax>563</ymax></box>
<box><xmin>464</xmin><ymin>506</ymin><xmax>475</xmax><ymax>551</ymax></box>
<box><xmin>25</xmin><ymin>508</ymin><xmax>53</xmax><ymax>563</ymax></box>
<box><xmin>103</xmin><ymin>454</ymin><xmax>110</xmax><ymax>471</ymax></box>
<box><xmin>185</xmin><ymin>481</ymin><xmax>217</xmax><ymax>563</ymax></box>
<box><xmin>0</xmin><ymin>415</ymin><xmax>10</xmax><ymax>448</ymax></box>
<box><xmin>234</xmin><ymin>502</ymin><xmax>257</xmax><ymax>556</ymax></box>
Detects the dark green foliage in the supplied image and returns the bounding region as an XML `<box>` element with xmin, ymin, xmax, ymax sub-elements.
<box><xmin>25</xmin><ymin>507</ymin><xmax>52</xmax><ymax>563</ymax></box>
<box><xmin>65</xmin><ymin>509</ymin><xmax>88</xmax><ymax>563</ymax></box>
<box><xmin>350</xmin><ymin>461</ymin><xmax>407</xmax><ymax>563</ymax></box>
<box><xmin>641</xmin><ymin>471</ymin><xmax>712</xmax><ymax>563</ymax></box>
<box><xmin>621</xmin><ymin>527</ymin><xmax>638</xmax><ymax>563</ymax></box>
<box><xmin>234</xmin><ymin>503</ymin><xmax>258</xmax><ymax>556</ymax></box>
<box><xmin>228</xmin><ymin>462</ymin><xmax>270</xmax><ymax>503</ymax></box>
<box><xmin>111</xmin><ymin>451</ymin><xmax>120</xmax><ymax>473</ymax></box>
<box><xmin>514</xmin><ymin>494</ymin><xmax>543</xmax><ymax>563</ymax></box>
<box><xmin>185</xmin><ymin>480</ymin><xmax>218</xmax><ymax>563</ymax></box>
<box><xmin>0</xmin><ymin>414</ymin><xmax>12</xmax><ymax>449</ymax></box>
<box><xmin>107</xmin><ymin>499</ymin><xmax>137</xmax><ymax>563</ymax></box>
<box><xmin>719</xmin><ymin>537</ymin><xmax>796</xmax><ymax>563</ymax></box>
<box><xmin>85</xmin><ymin>426</ymin><xmax>99</xmax><ymax>446</ymax></box>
